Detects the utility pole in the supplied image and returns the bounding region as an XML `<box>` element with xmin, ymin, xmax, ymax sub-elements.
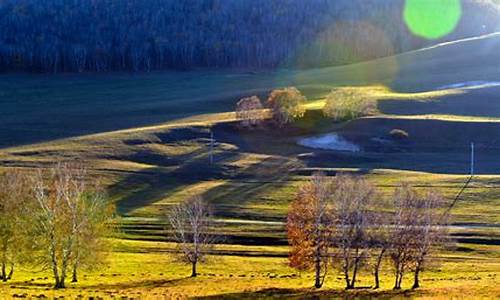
<box><xmin>446</xmin><ymin>142</ymin><xmax>476</xmax><ymax>215</ymax></box>
<box><xmin>470</xmin><ymin>142</ymin><xmax>475</xmax><ymax>176</ymax></box>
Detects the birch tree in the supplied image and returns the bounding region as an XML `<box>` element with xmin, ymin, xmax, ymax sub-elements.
<box><xmin>29</xmin><ymin>163</ymin><xmax>114</xmax><ymax>288</ymax></box>
<box><xmin>0</xmin><ymin>169</ymin><xmax>31</xmax><ymax>281</ymax></box>
<box><xmin>389</xmin><ymin>183</ymin><xmax>431</xmax><ymax>290</ymax></box>
<box><xmin>410</xmin><ymin>190</ymin><xmax>448</xmax><ymax>289</ymax></box>
<box><xmin>168</xmin><ymin>196</ymin><xmax>216</xmax><ymax>278</ymax></box>
<box><xmin>331</xmin><ymin>174</ymin><xmax>375</xmax><ymax>289</ymax></box>
<box><xmin>287</xmin><ymin>172</ymin><xmax>334</xmax><ymax>288</ymax></box>
<box><xmin>369</xmin><ymin>210</ymin><xmax>392</xmax><ymax>289</ymax></box>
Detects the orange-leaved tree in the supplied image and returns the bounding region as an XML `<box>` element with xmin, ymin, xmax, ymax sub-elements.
<box><xmin>287</xmin><ymin>172</ymin><xmax>334</xmax><ymax>288</ymax></box>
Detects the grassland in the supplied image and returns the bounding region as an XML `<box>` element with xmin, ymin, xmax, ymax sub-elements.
<box><xmin>1</xmin><ymin>100</ymin><xmax>499</xmax><ymax>298</ymax></box>
<box><xmin>1</xmin><ymin>240</ymin><xmax>498</xmax><ymax>299</ymax></box>
<box><xmin>1</xmin><ymin>34</ymin><xmax>500</xmax><ymax>298</ymax></box>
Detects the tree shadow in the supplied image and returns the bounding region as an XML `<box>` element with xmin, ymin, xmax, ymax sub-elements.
<box><xmin>195</xmin><ymin>287</ymin><xmax>417</xmax><ymax>300</ymax></box>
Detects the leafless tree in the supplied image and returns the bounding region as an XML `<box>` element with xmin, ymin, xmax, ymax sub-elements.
<box><xmin>287</xmin><ymin>172</ymin><xmax>335</xmax><ymax>288</ymax></box>
<box><xmin>390</xmin><ymin>183</ymin><xmax>418</xmax><ymax>290</ymax></box>
<box><xmin>168</xmin><ymin>196</ymin><xmax>216</xmax><ymax>278</ymax></box>
<box><xmin>235</xmin><ymin>96</ymin><xmax>264</xmax><ymax>129</ymax></box>
<box><xmin>410</xmin><ymin>190</ymin><xmax>448</xmax><ymax>289</ymax></box>
<box><xmin>368</xmin><ymin>209</ymin><xmax>392</xmax><ymax>289</ymax></box>
<box><xmin>0</xmin><ymin>169</ymin><xmax>32</xmax><ymax>282</ymax></box>
<box><xmin>29</xmin><ymin>163</ymin><xmax>114</xmax><ymax>289</ymax></box>
<box><xmin>331</xmin><ymin>174</ymin><xmax>375</xmax><ymax>289</ymax></box>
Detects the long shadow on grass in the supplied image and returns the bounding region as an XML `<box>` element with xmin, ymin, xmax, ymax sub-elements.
<box><xmin>110</xmin><ymin>148</ymin><xmax>242</xmax><ymax>215</ymax></box>
<box><xmin>195</xmin><ymin>287</ymin><xmax>417</xmax><ymax>300</ymax></box>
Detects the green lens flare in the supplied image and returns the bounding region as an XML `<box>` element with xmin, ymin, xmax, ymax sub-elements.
<box><xmin>404</xmin><ymin>0</ymin><xmax>462</xmax><ymax>40</ymax></box>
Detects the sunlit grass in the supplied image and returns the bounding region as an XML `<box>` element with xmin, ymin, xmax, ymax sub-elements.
<box><xmin>1</xmin><ymin>240</ymin><xmax>498</xmax><ymax>299</ymax></box>
<box><xmin>303</xmin><ymin>85</ymin><xmax>465</xmax><ymax>111</ymax></box>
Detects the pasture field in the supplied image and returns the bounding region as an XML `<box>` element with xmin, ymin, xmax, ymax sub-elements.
<box><xmin>1</xmin><ymin>240</ymin><xmax>499</xmax><ymax>299</ymax></box>
<box><xmin>1</xmin><ymin>98</ymin><xmax>500</xmax><ymax>298</ymax></box>
<box><xmin>1</xmin><ymin>34</ymin><xmax>500</xmax><ymax>298</ymax></box>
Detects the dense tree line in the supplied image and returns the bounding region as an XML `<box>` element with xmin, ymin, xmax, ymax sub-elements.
<box><xmin>0</xmin><ymin>0</ymin><xmax>499</xmax><ymax>73</ymax></box>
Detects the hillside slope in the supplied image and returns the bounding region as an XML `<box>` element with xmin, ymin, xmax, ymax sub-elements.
<box><xmin>0</xmin><ymin>0</ymin><xmax>499</xmax><ymax>72</ymax></box>
<box><xmin>2</xmin><ymin>33</ymin><xmax>500</xmax><ymax>147</ymax></box>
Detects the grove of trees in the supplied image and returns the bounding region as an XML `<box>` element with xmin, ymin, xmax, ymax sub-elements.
<box><xmin>0</xmin><ymin>0</ymin><xmax>499</xmax><ymax>72</ymax></box>
<box><xmin>0</xmin><ymin>164</ymin><xmax>115</xmax><ymax>288</ymax></box>
<box><xmin>287</xmin><ymin>173</ymin><xmax>449</xmax><ymax>290</ymax></box>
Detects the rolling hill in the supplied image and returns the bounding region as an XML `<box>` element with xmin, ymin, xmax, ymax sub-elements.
<box><xmin>2</xmin><ymin>32</ymin><xmax>500</xmax><ymax>148</ymax></box>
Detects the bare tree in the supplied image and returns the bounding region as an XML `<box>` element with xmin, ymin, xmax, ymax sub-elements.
<box><xmin>267</xmin><ymin>87</ymin><xmax>306</xmax><ymax>127</ymax></box>
<box><xmin>331</xmin><ymin>174</ymin><xmax>375</xmax><ymax>289</ymax></box>
<box><xmin>410</xmin><ymin>190</ymin><xmax>448</xmax><ymax>289</ymax></box>
<box><xmin>369</xmin><ymin>209</ymin><xmax>392</xmax><ymax>290</ymax></box>
<box><xmin>389</xmin><ymin>184</ymin><xmax>449</xmax><ymax>290</ymax></box>
<box><xmin>29</xmin><ymin>163</ymin><xmax>114</xmax><ymax>289</ymax></box>
<box><xmin>287</xmin><ymin>172</ymin><xmax>335</xmax><ymax>288</ymax></box>
<box><xmin>390</xmin><ymin>184</ymin><xmax>418</xmax><ymax>290</ymax></box>
<box><xmin>235</xmin><ymin>96</ymin><xmax>264</xmax><ymax>129</ymax></box>
<box><xmin>0</xmin><ymin>169</ymin><xmax>31</xmax><ymax>281</ymax></box>
<box><xmin>168</xmin><ymin>196</ymin><xmax>216</xmax><ymax>278</ymax></box>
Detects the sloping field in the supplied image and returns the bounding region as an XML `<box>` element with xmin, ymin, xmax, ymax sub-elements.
<box><xmin>2</xmin><ymin>33</ymin><xmax>500</xmax><ymax>148</ymax></box>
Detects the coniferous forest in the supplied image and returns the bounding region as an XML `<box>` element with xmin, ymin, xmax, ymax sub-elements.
<box><xmin>1</xmin><ymin>0</ymin><xmax>499</xmax><ymax>73</ymax></box>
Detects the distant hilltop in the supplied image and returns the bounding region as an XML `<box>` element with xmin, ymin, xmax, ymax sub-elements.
<box><xmin>1</xmin><ymin>0</ymin><xmax>499</xmax><ymax>73</ymax></box>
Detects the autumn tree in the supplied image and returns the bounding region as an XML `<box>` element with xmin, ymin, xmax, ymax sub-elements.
<box><xmin>267</xmin><ymin>87</ymin><xmax>306</xmax><ymax>127</ymax></box>
<box><xmin>322</xmin><ymin>88</ymin><xmax>377</xmax><ymax>121</ymax></box>
<box><xmin>168</xmin><ymin>196</ymin><xmax>216</xmax><ymax>278</ymax></box>
<box><xmin>70</xmin><ymin>189</ymin><xmax>115</xmax><ymax>283</ymax></box>
<box><xmin>235</xmin><ymin>96</ymin><xmax>264</xmax><ymax>129</ymax></box>
<box><xmin>331</xmin><ymin>174</ymin><xmax>375</xmax><ymax>289</ymax></box>
<box><xmin>0</xmin><ymin>169</ymin><xmax>32</xmax><ymax>282</ymax></box>
<box><xmin>29</xmin><ymin>163</ymin><xmax>114</xmax><ymax>289</ymax></box>
<box><xmin>287</xmin><ymin>172</ymin><xmax>334</xmax><ymax>288</ymax></box>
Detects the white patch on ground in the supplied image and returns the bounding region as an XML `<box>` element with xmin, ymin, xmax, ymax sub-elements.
<box><xmin>298</xmin><ymin>134</ymin><xmax>360</xmax><ymax>152</ymax></box>
<box><xmin>438</xmin><ymin>81</ymin><xmax>500</xmax><ymax>90</ymax></box>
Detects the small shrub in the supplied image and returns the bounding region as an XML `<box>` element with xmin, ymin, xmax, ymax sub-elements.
<box><xmin>267</xmin><ymin>87</ymin><xmax>306</xmax><ymax>127</ymax></box>
<box><xmin>389</xmin><ymin>129</ymin><xmax>409</xmax><ymax>140</ymax></box>
<box><xmin>322</xmin><ymin>88</ymin><xmax>377</xmax><ymax>121</ymax></box>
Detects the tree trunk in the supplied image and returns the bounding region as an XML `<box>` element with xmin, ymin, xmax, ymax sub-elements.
<box><xmin>7</xmin><ymin>264</ymin><xmax>13</xmax><ymax>280</ymax></box>
<box><xmin>349</xmin><ymin>258</ymin><xmax>360</xmax><ymax>289</ymax></box>
<box><xmin>412</xmin><ymin>265</ymin><xmax>421</xmax><ymax>289</ymax></box>
<box><xmin>191</xmin><ymin>261</ymin><xmax>197</xmax><ymax>278</ymax></box>
<box><xmin>373</xmin><ymin>249</ymin><xmax>385</xmax><ymax>289</ymax></box>
<box><xmin>71</xmin><ymin>263</ymin><xmax>78</xmax><ymax>283</ymax></box>
<box><xmin>393</xmin><ymin>267</ymin><xmax>401</xmax><ymax>290</ymax></box>
<box><xmin>1</xmin><ymin>262</ymin><xmax>6</xmax><ymax>282</ymax></box>
<box><xmin>374</xmin><ymin>268</ymin><xmax>380</xmax><ymax>289</ymax></box>
<box><xmin>396</xmin><ymin>269</ymin><xmax>404</xmax><ymax>290</ymax></box>
<box><xmin>343</xmin><ymin>264</ymin><xmax>351</xmax><ymax>290</ymax></box>
<box><xmin>55</xmin><ymin>276</ymin><xmax>65</xmax><ymax>289</ymax></box>
<box><xmin>314</xmin><ymin>248</ymin><xmax>322</xmax><ymax>288</ymax></box>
